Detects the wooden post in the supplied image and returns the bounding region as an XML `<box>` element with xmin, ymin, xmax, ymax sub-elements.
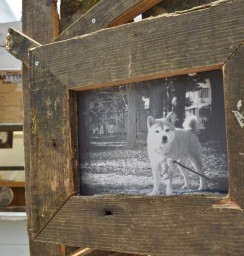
<box><xmin>22</xmin><ymin>1</ymin><xmax>75</xmax><ymax>255</ymax></box>
<box><xmin>11</xmin><ymin>1</ymin><xmax>243</xmax><ymax>255</ymax></box>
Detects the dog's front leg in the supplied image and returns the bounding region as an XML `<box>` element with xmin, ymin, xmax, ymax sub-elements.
<box><xmin>162</xmin><ymin>167</ymin><xmax>173</xmax><ymax>195</ymax></box>
<box><xmin>164</xmin><ymin>158</ymin><xmax>175</xmax><ymax>195</ymax></box>
<box><xmin>178</xmin><ymin>158</ymin><xmax>190</xmax><ymax>190</ymax></box>
<box><xmin>149</xmin><ymin>162</ymin><xmax>161</xmax><ymax>195</ymax></box>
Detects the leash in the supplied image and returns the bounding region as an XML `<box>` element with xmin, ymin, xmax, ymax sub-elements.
<box><xmin>172</xmin><ymin>159</ymin><xmax>216</xmax><ymax>182</ymax></box>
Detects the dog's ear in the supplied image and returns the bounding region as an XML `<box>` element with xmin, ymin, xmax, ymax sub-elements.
<box><xmin>165</xmin><ymin>112</ymin><xmax>175</xmax><ymax>124</ymax></box>
<box><xmin>147</xmin><ymin>116</ymin><xmax>155</xmax><ymax>129</ymax></box>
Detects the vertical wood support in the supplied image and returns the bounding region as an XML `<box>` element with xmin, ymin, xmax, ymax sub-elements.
<box><xmin>22</xmin><ymin>1</ymin><xmax>75</xmax><ymax>255</ymax></box>
<box><xmin>223</xmin><ymin>42</ymin><xmax>244</xmax><ymax>209</ymax></box>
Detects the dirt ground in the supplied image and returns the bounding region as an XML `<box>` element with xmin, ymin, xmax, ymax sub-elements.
<box><xmin>80</xmin><ymin>141</ymin><xmax>228</xmax><ymax>196</ymax></box>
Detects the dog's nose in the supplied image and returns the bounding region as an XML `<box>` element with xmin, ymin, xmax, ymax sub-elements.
<box><xmin>162</xmin><ymin>136</ymin><xmax>168</xmax><ymax>143</ymax></box>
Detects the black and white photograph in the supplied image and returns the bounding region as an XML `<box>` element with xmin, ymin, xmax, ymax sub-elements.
<box><xmin>78</xmin><ymin>70</ymin><xmax>228</xmax><ymax>196</ymax></box>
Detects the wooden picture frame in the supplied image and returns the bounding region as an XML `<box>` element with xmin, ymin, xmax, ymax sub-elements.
<box><xmin>6</xmin><ymin>0</ymin><xmax>244</xmax><ymax>255</ymax></box>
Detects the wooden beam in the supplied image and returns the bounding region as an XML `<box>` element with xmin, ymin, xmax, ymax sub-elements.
<box><xmin>55</xmin><ymin>0</ymin><xmax>162</xmax><ymax>41</ymax></box>
<box><xmin>70</xmin><ymin>248</ymin><xmax>143</xmax><ymax>256</ymax></box>
<box><xmin>223</xmin><ymin>41</ymin><xmax>244</xmax><ymax>209</ymax></box>
<box><xmin>5</xmin><ymin>28</ymin><xmax>41</xmax><ymax>67</ymax></box>
<box><xmin>36</xmin><ymin>195</ymin><xmax>244</xmax><ymax>255</ymax></box>
<box><xmin>21</xmin><ymin>1</ymin><xmax>75</xmax><ymax>255</ymax></box>
<box><xmin>30</xmin><ymin>0</ymin><xmax>244</xmax><ymax>91</ymax></box>
<box><xmin>59</xmin><ymin>0</ymin><xmax>102</xmax><ymax>31</ymax></box>
<box><xmin>106</xmin><ymin>0</ymin><xmax>162</xmax><ymax>28</ymax></box>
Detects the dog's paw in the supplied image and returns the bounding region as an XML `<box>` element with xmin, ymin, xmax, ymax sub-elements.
<box><xmin>165</xmin><ymin>188</ymin><xmax>172</xmax><ymax>195</ymax></box>
<box><xmin>198</xmin><ymin>185</ymin><xmax>205</xmax><ymax>191</ymax></box>
<box><xmin>148</xmin><ymin>190</ymin><xmax>160</xmax><ymax>196</ymax></box>
<box><xmin>198</xmin><ymin>180</ymin><xmax>206</xmax><ymax>191</ymax></box>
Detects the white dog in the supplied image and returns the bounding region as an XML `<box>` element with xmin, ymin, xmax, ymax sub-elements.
<box><xmin>147</xmin><ymin>112</ymin><xmax>205</xmax><ymax>195</ymax></box>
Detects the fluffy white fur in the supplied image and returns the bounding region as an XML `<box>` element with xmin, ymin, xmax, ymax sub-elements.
<box><xmin>147</xmin><ymin>112</ymin><xmax>205</xmax><ymax>195</ymax></box>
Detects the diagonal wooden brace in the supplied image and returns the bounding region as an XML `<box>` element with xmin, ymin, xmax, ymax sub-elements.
<box><xmin>54</xmin><ymin>0</ymin><xmax>162</xmax><ymax>41</ymax></box>
<box><xmin>6</xmin><ymin>0</ymin><xmax>163</xmax><ymax>66</ymax></box>
<box><xmin>5</xmin><ymin>28</ymin><xmax>41</xmax><ymax>67</ymax></box>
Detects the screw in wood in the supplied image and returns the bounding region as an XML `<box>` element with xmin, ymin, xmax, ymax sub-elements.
<box><xmin>92</xmin><ymin>18</ymin><xmax>96</xmax><ymax>23</ymax></box>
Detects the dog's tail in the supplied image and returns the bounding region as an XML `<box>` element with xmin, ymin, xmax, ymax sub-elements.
<box><xmin>183</xmin><ymin>115</ymin><xmax>198</xmax><ymax>133</ymax></box>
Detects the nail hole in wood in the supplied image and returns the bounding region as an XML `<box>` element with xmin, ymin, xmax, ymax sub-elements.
<box><xmin>104</xmin><ymin>210</ymin><xmax>113</xmax><ymax>216</ymax></box>
<box><xmin>52</xmin><ymin>139</ymin><xmax>57</xmax><ymax>147</ymax></box>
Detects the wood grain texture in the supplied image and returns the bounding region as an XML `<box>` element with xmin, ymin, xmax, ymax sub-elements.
<box><xmin>28</xmin><ymin>60</ymin><xmax>80</xmax><ymax>236</ymax></box>
<box><xmin>223</xmin><ymin>42</ymin><xmax>244</xmax><ymax>209</ymax></box>
<box><xmin>142</xmin><ymin>0</ymin><xmax>216</xmax><ymax>18</ymax></box>
<box><xmin>71</xmin><ymin>248</ymin><xmax>142</xmax><ymax>256</ymax></box>
<box><xmin>36</xmin><ymin>195</ymin><xmax>244</xmax><ymax>255</ymax></box>
<box><xmin>5</xmin><ymin>28</ymin><xmax>41</xmax><ymax>67</ymax></box>
<box><xmin>22</xmin><ymin>0</ymin><xmax>54</xmax><ymax>237</ymax></box>
<box><xmin>59</xmin><ymin>0</ymin><xmax>101</xmax><ymax>32</ymax></box>
<box><xmin>55</xmin><ymin>0</ymin><xmax>162</xmax><ymax>41</ymax></box>
<box><xmin>22</xmin><ymin>1</ymin><xmax>76</xmax><ymax>255</ymax></box>
<box><xmin>26</xmin><ymin>0</ymin><xmax>244</xmax><ymax>255</ymax></box>
<box><xmin>31</xmin><ymin>0</ymin><xmax>244</xmax><ymax>91</ymax></box>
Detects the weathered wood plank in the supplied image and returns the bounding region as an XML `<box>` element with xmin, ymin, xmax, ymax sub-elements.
<box><xmin>22</xmin><ymin>1</ymin><xmax>76</xmax><ymax>255</ymax></box>
<box><xmin>5</xmin><ymin>28</ymin><xmax>41</xmax><ymax>67</ymax></box>
<box><xmin>106</xmin><ymin>0</ymin><xmax>162</xmax><ymax>28</ymax></box>
<box><xmin>31</xmin><ymin>0</ymin><xmax>244</xmax><ymax>91</ymax></box>
<box><xmin>71</xmin><ymin>248</ymin><xmax>143</xmax><ymax>256</ymax></box>
<box><xmin>143</xmin><ymin>0</ymin><xmax>216</xmax><ymax>18</ymax></box>
<box><xmin>59</xmin><ymin>0</ymin><xmax>101</xmax><ymax>31</ymax></box>
<box><xmin>28</xmin><ymin>63</ymin><xmax>80</xmax><ymax>236</ymax></box>
<box><xmin>26</xmin><ymin>0</ymin><xmax>244</xmax><ymax>255</ymax></box>
<box><xmin>223</xmin><ymin>42</ymin><xmax>244</xmax><ymax>209</ymax></box>
<box><xmin>55</xmin><ymin>0</ymin><xmax>162</xmax><ymax>41</ymax></box>
<box><xmin>36</xmin><ymin>195</ymin><xmax>244</xmax><ymax>255</ymax></box>
<box><xmin>22</xmin><ymin>0</ymin><xmax>54</xmax><ymax>237</ymax></box>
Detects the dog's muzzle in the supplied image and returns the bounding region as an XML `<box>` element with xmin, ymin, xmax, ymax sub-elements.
<box><xmin>162</xmin><ymin>136</ymin><xmax>168</xmax><ymax>144</ymax></box>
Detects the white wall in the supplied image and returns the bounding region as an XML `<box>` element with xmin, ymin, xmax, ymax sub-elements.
<box><xmin>0</xmin><ymin>21</ymin><xmax>22</xmax><ymax>70</ymax></box>
<box><xmin>0</xmin><ymin>213</ymin><xmax>29</xmax><ymax>256</ymax></box>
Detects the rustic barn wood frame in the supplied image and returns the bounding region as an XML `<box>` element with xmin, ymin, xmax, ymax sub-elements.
<box><xmin>6</xmin><ymin>0</ymin><xmax>244</xmax><ymax>255</ymax></box>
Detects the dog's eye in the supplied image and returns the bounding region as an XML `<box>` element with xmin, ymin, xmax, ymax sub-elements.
<box><xmin>165</xmin><ymin>129</ymin><xmax>169</xmax><ymax>132</ymax></box>
<box><xmin>155</xmin><ymin>130</ymin><xmax>160</xmax><ymax>133</ymax></box>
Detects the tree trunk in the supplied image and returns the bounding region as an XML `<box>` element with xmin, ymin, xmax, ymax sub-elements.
<box><xmin>126</xmin><ymin>84</ymin><xmax>137</xmax><ymax>149</ymax></box>
<box><xmin>149</xmin><ymin>79</ymin><xmax>164</xmax><ymax>118</ymax></box>
<box><xmin>208</xmin><ymin>70</ymin><xmax>227</xmax><ymax>146</ymax></box>
<box><xmin>78</xmin><ymin>91</ymin><xmax>90</xmax><ymax>160</ymax></box>
<box><xmin>173</xmin><ymin>79</ymin><xmax>186</xmax><ymax>128</ymax></box>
